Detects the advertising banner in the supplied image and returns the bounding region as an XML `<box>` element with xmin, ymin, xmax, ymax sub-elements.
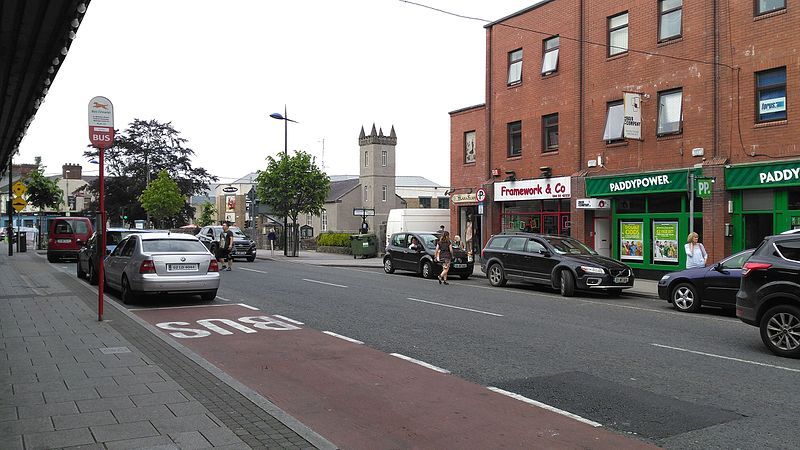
<box><xmin>494</xmin><ymin>176</ymin><xmax>570</xmax><ymax>201</ymax></box>
<box><xmin>226</xmin><ymin>195</ymin><xmax>236</xmax><ymax>211</ymax></box>
<box><xmin>620</xmin><ymin>221</ymin><xmax>643</xmax><ymax>261</ymax></box>
<box><xmin>652</xmin><ymin>221</ymin><xmax>679</xmax><ymax>264</ymax></box>
<box><xmin>623</xmin><ymin>92</ymin><xmax>642</xmax><ymax>140</ymax></box>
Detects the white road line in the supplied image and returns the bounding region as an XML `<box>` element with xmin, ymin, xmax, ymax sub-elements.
<box><xmin>487</xmin><ymin>387</ymin><xmax>602</xmax><ymax>427</ymax></box>
<box><xmin>215</xmin><ymin>296</ymin><xmax>234</xmax><ymax>302</ymax></box>
<box><xmin>274</xmin><ymin>315</ymin><xmax>304</xmax><ymax>325</ymax></box>
<box><xmin>239</xmin><ymin>267</ymin><xmax>268</xmax><ymax>274</ymax></box>
<box><xmin>322</xmin><ymin>331</ymin><xmax>364</xmax><ymax>344</ymax></box>
<box><xmin>238</xmin><ymin>303</ymin><xmax>260</xmax><ymax>310</ymax></box>
<box><xmin>303</xmin><ymin>279</ymin><xmax>348</xmax><ymax>288</ymax></box>
<box><xmin>406</xmin><ymin>297</ymin><xmax>503</xmax><ymax>317</ymax></box>
<box><xmin>128</xmin><ymin>303</ymin><xmax>235</xmax><ymax>311</ymax></box>
<box><xmin>651</xmin><ymin>343</ymin><xmax>800</xmax><ymax>373</ymax></box>
<box><xmin>390</xmin><ymin>353</ymin><xmax>450</xmax><ymax>374</ymax></box>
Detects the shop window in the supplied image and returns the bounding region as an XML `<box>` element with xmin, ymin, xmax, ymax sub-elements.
<box><xmin>616</xmin><ymin>195</ymin><xmax>646</xmax><ymax>213</ymax></box>
<box><xmin>508</xmin><ymin>121</ymin><xmax>522</xmax><ymax>157</ymax></box>
<box><xmin>603</xmin><ymin>100</ymin><xmax>624</xmax><ymax>142</ymax></box>
<box><xmin>438</xmin><ymin>197</ymin><xmax>449</xmax><ymax>209</ymax></box>
<box><xmin>756</xmin><ymin>0</ymin><xmax>785</xmax><ymax>16</ymax></box>
<box><xmin>419</xmin><ymin>197</ymin><xmax>432</xmax><ymax>208</ymax></box>
<box><xmin>788</xmin><ymin>187</ymin><xmax>800</xmax><ymax>210</ymax></box>
<box><xmin>464</xmin><ymin>130</ymin><xmax>476</xmax><ymax>164</ymax></box>
<box><xmin>541</xmin><ymin>36</ymin><xmax>559</xmax><ymax>75</ymax></box>
<box><xmin>657</xmin><ymin>89</ymin><xmax>683</xmax><ymax>135</ymax></box>
<box><xmin>659</xmin><ymin>0</ymin><xmax>682</xmax><ymax>42</ymax></box>
<box><xmin>648</xmin><ymin>193</ymin><xmax>683</xmax><ymax>213</ymax></box>
<box><xmin>543</xmin><ymin>200</ymin><xmax>560</xmax><ymax>212</ymax></box>
<box><xmin>743</xmin><ymin>189</ymin><xmax>774</xmax><ymax>211</ymax></box>
<box><xmin>508</xmin><ymin>49</ymin><xmax>523</xmax><ymax>85</ymax></box>
<box><xmin>756</xmin><ymin>67</ymin><xmax>786</xmax><ymax>123</ymax></box>
<box><xmin>560</xmin><ymin>199</ymin><xmax>571</xmax><ymax>212</ymax></box>
<box><xmin>608</xmin><ymin>12</ymin><xmax>629</xmax><ymax>56</ymax></box>
<box><xmin>542</xmin><ymin>113</ymin><xmax>559</xmax><ymax>152</ymax></box>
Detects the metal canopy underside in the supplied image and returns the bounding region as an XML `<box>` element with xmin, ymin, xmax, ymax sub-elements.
<box><xmin>0</xmin><ymin>0</ymin><xmax>89</xmax><ymax>174</ymax></box>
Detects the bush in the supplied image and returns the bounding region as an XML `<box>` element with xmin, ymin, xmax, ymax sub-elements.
<box><xmin>317</xmin><ymin>232</ymin><xmax>351</xmax><ymax>247</ymax></box>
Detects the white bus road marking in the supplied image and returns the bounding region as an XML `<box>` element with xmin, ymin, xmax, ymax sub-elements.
<box><xmin>238</xmin><ymin>303</ymin><xmax>259</xmax><ymax>310</ymax></box>
<box><xmin>651</xmin><ymin>343</ymin><xmax>800</xmax><ymax>373</ymax></box>
<box><xmin>239</xmin><ymin>267</ymin><xmax>268</xmax><ymax>274</ymax></box>
<box><xmin>487</xmin><ymin>387</ymin><xmax>603</xmax><ymax>427</ymax></box>
<box><xmin>406</xmin><ymin>297</ymin><xmax>503</xmax><ymax>317</ymax></box>
<box><xmin>322</xmin><ymin>331</ymin><xmax>364</xmax><ymax>344</ymax></box>
<box><xmin>274</xmin><ymin>315</ymin><xmax>304</xmax><ymax>325</ymax></box>
<box><xmin>390</xmin><ymin>353</ymin><xmax>450</xmax><ymax>374</ymax></box>
<box><xmin>129</xmin><ymin>303</ymin><xmax>236</xmax><ymax>311</ymax></box>
<box><xmin>303</xmin><ymin>279</ymin><xmax>348</xmax><ymax>288</ymax></box>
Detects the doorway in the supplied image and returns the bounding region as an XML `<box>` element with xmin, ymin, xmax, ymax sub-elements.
<box><xmin>744</xmin><ymin>214</ymin><xmax>773</xmax><ymax>249</ymax></box>
<box><xmin>593</xmin><ymin>217</ymin><xmax>611</xmax><ymax>257</ymax></box>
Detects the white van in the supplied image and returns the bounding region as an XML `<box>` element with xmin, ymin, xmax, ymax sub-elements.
<box><xmin>385</xmin><ymin>208</ymin><xmax>450</xmax><ymax>246</ymax></box>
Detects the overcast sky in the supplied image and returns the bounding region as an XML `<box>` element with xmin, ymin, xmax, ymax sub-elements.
<box><xmin>18</xmin><ymin>0</ymin><xmax>539</xmax><ymax>186</ymax></box>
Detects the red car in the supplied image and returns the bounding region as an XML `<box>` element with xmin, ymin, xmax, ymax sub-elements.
<box><xmin>47</xmin><ymin>217</ymin><xmax>93</xmax><ymax>262</ymax></box>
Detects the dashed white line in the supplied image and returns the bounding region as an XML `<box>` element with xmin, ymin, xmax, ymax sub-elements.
<box><xmin>651</xmin><ymin>343</ymin><xmax>800</xmax><ymax>373</ymax></box>
<box><xmin>322</xmin><ymin>331</ymin><xmax>363</xmax><ymax>344</ymax></box>
<box><xmin>274</xmin><ymin>315</ymin><xmax>304</xmax><ymax>325</ymax></box>
<box><xmin>406</xmin><ymin>297</ymin><xmax>503</xmax><ymax>317</ymax></box>
<box><xmin>303</xmin><ymin>279</ymin><xmax>348</xmax><ymax>288</ymax></box>
<box><xmin>487</xmin><ymin>387</ymin><xmax>602</xmax><ymax>427</ymax></box>
<box><xmin>390</xmin><ymin>353</ymin><xmax>450</xmax><ymax>374</ymax></box>
<box><xmin>239</xmin><ymin>267</ymin><xmax>268</xmax><ymax>274</ymax></box>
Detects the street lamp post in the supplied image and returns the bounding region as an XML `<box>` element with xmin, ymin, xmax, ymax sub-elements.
<box><xmin>269</xmin><ymin>106</ymin><xmax>298</xmax><ymax>257</ymax></box>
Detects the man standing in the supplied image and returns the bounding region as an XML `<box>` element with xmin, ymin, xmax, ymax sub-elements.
<box><xmin>267</xmin><ymin>228</ymin><xmax>277</xmax><ymax>256</ymax></box>
<box><xmin>220</xmin><ymin>221</ymin><xmax>234</xmax><ymax>271</ymax></box>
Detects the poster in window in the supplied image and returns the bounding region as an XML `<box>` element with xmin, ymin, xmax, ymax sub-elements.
<box><xmin>652</xmin><ymin>221</ymin><xmax>679</xmax><ymax>264</ymax></box>
<box><xmin>620</xmin><ymin>221</ymin><xmax>643</xmax><ymax>261</ymax></box>
<box><xmin>464</xmin><ymin>131</ymin><xmax>476</xmax><ymax>164</ymax></box>
<box><xmin>226</xmin><ymin>195</ymin><xmax>236</xmax><ymax>212</ymax></box>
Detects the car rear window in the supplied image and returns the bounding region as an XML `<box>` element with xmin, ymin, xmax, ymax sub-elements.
<box><xmin>487</xmin><ymin>237</ymin><xmax>510</xmax><ymax>249</ymax></box>
<box><xmin>775</xmin><ymin>239</ymin><xmax>800</xmax><ymax>262</ymax></box>
<box><xmin>141</xmin><ymin>239</ymin><xmax>207</xmax><ymax>253</ymax></box>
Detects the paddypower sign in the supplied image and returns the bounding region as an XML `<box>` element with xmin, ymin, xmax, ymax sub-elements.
<box><xmin>585</xmin><ymin>170</ymin><xmax>694</xmax><ymax>197</ymax></box>
<box><xmin>726</xmin><ymin>160</ymin><xmax>800</xmax><ymax>190</ymax></box>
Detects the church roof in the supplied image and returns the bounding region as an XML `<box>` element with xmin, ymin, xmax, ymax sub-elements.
<box><xmin>396</xmin><ymin>176</ymin><xmax>443</xmax><ymax>188</ymax></box>
<box><xmin>326</xmin><ymin>178</ymin><xmax>360</xmax><ymax>202</ymax></box>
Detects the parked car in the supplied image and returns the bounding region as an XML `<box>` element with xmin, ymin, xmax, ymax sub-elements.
<box><xmin>103</xmin><ymin>232</ymin><xmax>220</xmax><ymax>304</ymax></box>
<box><xmin>658</xmin><ymin>249</ymin><xmax>754</xmax><ymax>313</ymax></box>
<box><xmin>383</xmin><ymin>232</ymin><xmax>474</xmax><ymax>279</ymax></box>
<box><xmin>47</xmin><ymin>217</ymin><xmax>93</xmax><ymax>262</ymax></box>
<box><xmin>480</xmin><ymin>232</ymin><xmax>633</xmax><ymax>297</ymax></box>
<box><xmin>736</xmin><ymin>234</ymin><xmax>800</xmax><ymax>358</ymax></box>
<box><xmin>196</xmin><ymin>225</ymin><xmax>257</xmax><ymax>262</ymax></box>
<box><xmin>77</xmin><ymin>228</ymin><xmax>160</xmax><ymax>285</ymax></box>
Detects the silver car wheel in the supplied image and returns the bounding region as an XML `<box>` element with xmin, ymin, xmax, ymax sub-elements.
<box><xmin>766</xmin><ymin>312</ymin><xmax>800</xmax><ymax>352</ymax></box>
<box><xmin>674</xmin><ymin>286</ymin><xmax>694</xmax><ymax>310</ymax></box>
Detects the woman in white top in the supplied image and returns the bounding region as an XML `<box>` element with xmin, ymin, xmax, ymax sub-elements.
<box><xmin>684</xmin><ymin>232</ymin><xmax>707</xmax><ymax>268</ymax></box>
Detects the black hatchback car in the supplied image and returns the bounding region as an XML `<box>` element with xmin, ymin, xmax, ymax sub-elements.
<box><xmin>383</xmin><ymin>232</ymin><xmax>474</xmax><ymax>279</ymax></box>
<box><xmin>736</xmin><ymin>234</ymin><xmax>800</xmax><ymax>358</ymax></box>
<box><xmin>480</xmin><ymin>232</ymin><xmax>634</xmax><ymax>297</ymax></box>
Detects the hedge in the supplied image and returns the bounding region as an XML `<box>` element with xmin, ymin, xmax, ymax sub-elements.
<box><xmin>317</xmin><ymin>232</ymin><xmax>351</xmax><ymax>247</ymax></box>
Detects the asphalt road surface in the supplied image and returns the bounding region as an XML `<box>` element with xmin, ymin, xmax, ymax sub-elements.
<box><xmin>84</xmin><ymin>258</ymin><xmax>800</xmax><ymax>449</ymax></box>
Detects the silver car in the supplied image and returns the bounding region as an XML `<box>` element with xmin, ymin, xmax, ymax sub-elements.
<box><xmin>103</xmin><ymin>232</ymin><xmax>220</xmax><ymax>304</ymax></box>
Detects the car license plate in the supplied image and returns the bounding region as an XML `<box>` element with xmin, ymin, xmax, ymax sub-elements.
<box><xmin>453</xmin><ymin>263</ymin><xmax>467</xmax><ymax>268</ymax></box>
<box><xmin>57</xmin><ymin>239</ymin><xmax>71</xmax><ymax>243</ymax></box>
<box><xmin>167</xmin><ymin>264</ymin><xmax>198</xmax><ymax>272</ymax></box>
<box><xmin>614</xmin><ymin>276</ymin><xmax>629</xmax><ymax>283</ymax></box>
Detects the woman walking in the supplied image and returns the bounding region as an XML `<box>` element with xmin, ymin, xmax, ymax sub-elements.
<box><xmin>435</xmin><ymin>231</ymin><xmax>453</xmax><ymax>285</ymax></box>
<box><xmin>684</xmin><ymin>232</ymin><xmax>708</xmax><ymax>268</ymax></box>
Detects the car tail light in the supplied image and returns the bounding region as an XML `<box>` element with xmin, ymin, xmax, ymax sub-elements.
<box><xmin>139</xmin><ymin>260</ymin><xmax>156</xmax><ymax>274</ymax></box>
<box><xmin>742</xmin><ymin>262</ymin><xmax>771</xmax><ymax>277</ymax></box>
<box><xmin>208</xmin><ymin>259</ymin><xmax>219</xmax><ymax>272</ymax></box>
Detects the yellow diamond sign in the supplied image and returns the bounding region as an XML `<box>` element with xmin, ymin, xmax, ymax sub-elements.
<box><xmin>12</xmin><ymin>197</ymin><xmax>27</xmax><ymax>212</ymax></box>
<box><xmin>12</xmin><ymin>181</ymin><xmax>27</xmax><ymax>197</ymax></box>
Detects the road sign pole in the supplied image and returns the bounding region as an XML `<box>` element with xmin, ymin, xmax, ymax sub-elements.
<box><xmin>89</xmin><ymin>96</ymin><xmax>114</xmax><ymax>321</ymax></box>
<box><xmin>98</xmin><ymin>145</ymin><xmax>105</xmax><ymax>321</ymax></box>
<box><xmin>6</xmin><ymin>159</ymin><xmax>12</xmax><ymax>256</ymax></box>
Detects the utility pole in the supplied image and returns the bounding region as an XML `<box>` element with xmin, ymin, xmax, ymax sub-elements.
<box><xmin>6</xmin><ymin>158</ymin><xmax>13</xmax><ymax>256</ymax></box>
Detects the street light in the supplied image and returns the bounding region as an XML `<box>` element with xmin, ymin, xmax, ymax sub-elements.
<box><xmin>269</xmin><ymin>106</ymin><xmax>298</xmax><ymax>256</ymax></box>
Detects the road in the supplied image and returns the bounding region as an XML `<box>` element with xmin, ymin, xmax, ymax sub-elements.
<box><xmin>72</xmin><ymin>258</ymin><xmax>799</xmax><ymax>448</ymax></box>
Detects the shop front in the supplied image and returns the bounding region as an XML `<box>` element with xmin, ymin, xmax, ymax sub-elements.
<box><xmin>584</xmin><ymin>169</ymin><xmax>703</xmax><ymax>273</ymax></box>
<box><xmin>725</xmin><ymin>159</ymin><xmax>800</xmax><ymax>252</ymax></box>
<box><xmin>451</xmin><ymin>192</ymin><xmax>483</xmax><ymax>258</ymax></box>
<box><xmin>494</xmin><ymin>177</ymin><xmax>571</xmax><ymax>235</ymax></box>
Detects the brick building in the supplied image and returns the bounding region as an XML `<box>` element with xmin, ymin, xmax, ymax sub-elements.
<box><xmin>450</xmin><ymin>0</ymin><xmax>800</xmax><ymax>276</ymax></box>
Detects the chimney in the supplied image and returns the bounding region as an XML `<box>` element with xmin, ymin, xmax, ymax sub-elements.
<box><xmin>62</xmin><ymin>163</ymin><xmax>82</xmax><ymax>179</ymax></box>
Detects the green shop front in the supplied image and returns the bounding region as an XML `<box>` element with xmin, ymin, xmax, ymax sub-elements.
<box><xmin>726</xmin><ymin>159</ymin><xmax>800</xmax><ymax>252</ymax></box>
<box><xmin>585</xmin><ymin>169</ymin><xmax>703</xmax><ymax>274</ymax></box>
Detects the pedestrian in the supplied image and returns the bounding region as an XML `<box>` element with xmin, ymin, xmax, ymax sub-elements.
<box><xmin>684</xmin><ymin>232</ymin><xmax>708</xmax><ymax>268</ymax></box>
<box><xmin>452</xmin><ymin>235</ymin><xmax>462</xmax><ymax>249</ymax></box>
<box><xmin>267</xmin><ymin>228</ymin><xmax>277</xmax><ymax>256</ymax></box>
<box><xmin>220</xmin><ymin>221</ymin><xmax>234</xmax><ymax>271</ymax></box>
<box><xmin>439</xmin><ymin>225</ymin><xmax>446</xmax><ymax>234</ymax></box>
<box><xmin>435</xmin><ymin>230</ymin><xmax>453</xmax><ymax>285</ymax></box>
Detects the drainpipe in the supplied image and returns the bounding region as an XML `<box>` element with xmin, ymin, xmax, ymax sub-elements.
<box><xmin>578</xmin><ymin>0</ymin><xmax>585</xmax><ymax>173</ymax></box>
<box><xmin>485</xmin><ymin>26</ymin><xmax>494</xmax><ymax>247</ymax></box>
<box><xmin>712</xmin><ymin>0</ymin><xmax>719</xmax><ymax>158</ymax></box>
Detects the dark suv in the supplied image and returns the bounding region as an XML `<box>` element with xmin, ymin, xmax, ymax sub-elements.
<box><xmin>736</xmin><ymin>234</ymin><xmax>800</xmax><ymax>358</ymax></box>
<box><xmin>383</xmin><ymin>232</ymin><xmax>474</xmax><ymax>279</ymax></box>
<box><xmin>197</xmin><ymin>225</ymin><xmax>257</xmax><ymax>262</ymax></box>
<box><xmin>481</xmin><ymin>232</ymin><xmax>634</xmax><ymax>297</ymax></box>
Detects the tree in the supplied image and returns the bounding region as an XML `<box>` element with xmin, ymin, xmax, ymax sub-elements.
<box><xmin>83</xmin><ymin>119</ymin><xmax>217</xmax><ymax>226</ymax></box>
<box><xmin>197</xmin><ymin>202</ymin><xmax>216</xmax><ymax>227</ymax></box>
<box><xmin>23</xmin><ymin>168</ymin><xmax>63</xmax><ymax>249</ymax></box>
<box><xmin>139</xmin><ymin>171</ymin><xmax>185</xmax><ymax>229</ymax></box>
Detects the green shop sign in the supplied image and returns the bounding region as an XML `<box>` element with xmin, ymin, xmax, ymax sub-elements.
<box><xmin>586</xmin><ymin>170</ymin><xmax>694</xmax><ymax>197</ymax></box>
<box><xmin>725</xmin><ymin>160</ymin><xmax>800</xmax><ymax>190</ymax></box>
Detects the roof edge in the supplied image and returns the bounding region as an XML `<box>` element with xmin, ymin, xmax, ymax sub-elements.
<box><xmin>448</xmin><ymin>103</ymin><xmax>486</xmax><ymax>115</ymax></box>
<box><xmin>484</xmin><ymin>0</ymin><xmax>557</xmax><ymax>28</ymax></box>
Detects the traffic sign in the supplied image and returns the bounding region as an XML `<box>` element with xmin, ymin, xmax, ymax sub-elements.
<box><xmin>88</xmin><ymin>96</ymin><xmax>114</xmax><ymax>148</ymax></box>
<box><xmin>222</xmin><ymin>186</ymin><xmax>239</xmax><ymax>193</ymax></box>
<box><xmin>12</xmin><ymin>181</ymin><xmax>27</xmax><ymax>197</ymax></box>
<box><xmin>11</xmin><ymin>197</ymin><xmax>27</xmax><ymax>212</ymax></box>
<box><xmin>353</xmin><ymin>208</ymin><xmax>375</xmax><ymax>217</ymax></box>
<box><xmin>476</xmin><ymin>188</ymin><xmax>487</xmax><ymax>203</ymax></box>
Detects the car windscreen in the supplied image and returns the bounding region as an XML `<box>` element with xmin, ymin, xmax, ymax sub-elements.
<box><xmin>141</xmin><ymin>239</ymin><xmax>208</xmax><ymax>253</ymax></box>
<box><xmin>545</xmin><ymin>236</ymin><xmax>597</xmax><ymax>255</ymax></box>
<box><xmin>418</xmin><ymin>233</ymin><xmax>439</xmax><ymax>250</ymax></box>
<box><xmin>231</xmin><ymin>227</ymin><xmax>249</xmax><ymax>238</ymax></box>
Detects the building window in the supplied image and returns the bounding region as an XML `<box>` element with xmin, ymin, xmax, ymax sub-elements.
<box><xmin>659</xmin><ymin>0</ymin><xmax>682</xmax><ymax>42</ymax></box>
<box><xmin>438</xmin><ymin>197</ymin><xmax>450</xmax><ymax>209</ymax></box>
<box><xmin>507</xmin><ymin>49</ymin><xmax>523</xmax><ymax>85</ymax></box>
<box><xmin>657</xmin><ymin>89</ymin><xmax>683</xmax><ymax>135</ymax></box>
<box><xmin>382</xmin><ymin>185</ymin><xmax>387</xmax><ymax>202</ymax></box>
<box><xmin>608</xmin><ymin>12</ymin><xmax>629</xmax><ymax>56</ymax></box>
<box><xmin>756</xmin><ymin>0</ymin><xmax>785</xmax><ymax>16</ymax></box>
<box><xmin>464</xmin><ymin>130</ymin><xmax>476</xmax><ymax>163</ymax></box>
<box><xmin>542</xmin><ymin>114</ymin><xmax>559</xmax><ymax>152</ymax></box>
<box><xmin>541</xmin><ymin>36</ymin><xmax>559</xmax><ymax>75</ymax></box>
<box><xmin>420</xmin><ymin>197</ymin><xmax>432</xmax><ymax>208</ymax></box>
<box><xmin>364</xmin><ymin>151</ymin><xmax>368</xmax><ymax>167</ymax></box>
<box><xmin>756</xmin><ymin>67</ymin><xmax>787</xmax><ymax>122</ymax></box>
<box><xmin>321</xmin><ymin>210</ymin><xmax>328</xmax><ymax>231</ymax></box>
<box><xmin>381</xmin><ymin>150</ymin><xmax>387</xmax><ymax>167</ymax></box>
<box><xmin>364</xmin><ymin>185</ymin><xmax>369</xmax><ymax>202</ymax></box>
<box><xmin>507</xmin><ymin>121</ymin><xmax>522</xmax><ymax>157</ymax></box>
<box><xmin>306</xmin><ymin>214</ymin><xmax>312</xmax><ymax>226</ymax></box>
<box><xmin>603</xmin><ymin>100</ymin><xmax>625</xmax><ymax>142</ymax></box>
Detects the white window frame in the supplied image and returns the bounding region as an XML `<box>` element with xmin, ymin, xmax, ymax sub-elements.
<box><xmin>381</xmin><ymin>150</ymin><xmax>387</xmax><ymax>167</ymax></box>
<box><xmin>658</xmin><ymin>0</ymin><xmax>682</xmax><ymax>42</ymax></box>
<box><xmin>608</xmin><ymin>12</ymin><xmax>629</xmax><ymax>56</ymax></box>
<box><xmin>657</xmin><ymin>89</ymin><xmax>683</xmax><ymax>136</ymax></box>
<box><xmin>756</xmin><ymin>0</ymin><xmax>786</xmax><ymax>16</ymax></box>
<box><xmin>321</xmin><ymin>210</ymin><xmax>328</xmax><ymax>231</ymax></box>
<box><xmin>541</xmin><ymin>36</ymin><xmax>559</xmax><ymax>75</ymax></box>
<box><xmin>507</xmin><ymin>49</ymin><xmax>523</xmax><ymax>85</ymax></box>
<box><xmin>603</xmin><ymin>101</ymin><xmax>625</xmax><ymax>141</ymax></box>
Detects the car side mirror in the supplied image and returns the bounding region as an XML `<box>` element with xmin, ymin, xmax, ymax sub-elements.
<box><xmin>539</xmin><ymin>249</ymin><xmax>551</xmax><ymax>257</ymax></box>
<box><xmin>714</xmin><ymin>262</ymin><xmax>724</xmax><ymax>271</ymax></box>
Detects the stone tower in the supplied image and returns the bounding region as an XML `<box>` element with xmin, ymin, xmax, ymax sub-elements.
<box><xmin>358</xmin><ymin>124</ymin><xmax>397</xmax><ymax>232</ymax></box>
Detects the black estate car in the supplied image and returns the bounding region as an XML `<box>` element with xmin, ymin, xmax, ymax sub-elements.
<box><xmin>197</xmin><ymin>225</ymin><xmax>257</xmax><ymax>262</ymax></box>
<box><xmin>383</xmin><ymin>232</ymin><xmax>474</xmax><ymax>279</ymax></box>
<box><xmin>480</xmin><ymin>232</ymin><xmax>634</xmax><ymax>297</ymax></box>
<box><xmin>76</xmin><ymin>228</ymin><xmax>159</xmax><ymax>285</ymax></box>
<box><xmin>736</xmin><ymin>234</ymin><xmax>800</xmax><ymax>358</ymax></box>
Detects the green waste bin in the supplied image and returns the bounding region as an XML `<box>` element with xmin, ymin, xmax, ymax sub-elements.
<box><xmin>350</xmin><ymin>234</ymin><xmax>377</xmax><ymax>259</ymax></box>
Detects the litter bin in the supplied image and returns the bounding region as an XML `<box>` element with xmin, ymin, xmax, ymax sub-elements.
<box><xmin>16</xmin><ymin>232</ymin><xmax>27</xmax><ymax>253</ymax></box>
<box><xmin>350</xmin><ymin>234</ymin><xmax>377</xmax><ymax>259</ymax></box>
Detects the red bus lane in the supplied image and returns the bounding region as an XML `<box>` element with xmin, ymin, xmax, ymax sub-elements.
<box><xmin>134</xmin><ymin>304</ymin><xmax>653</xmax><ymax>449</ymax></box>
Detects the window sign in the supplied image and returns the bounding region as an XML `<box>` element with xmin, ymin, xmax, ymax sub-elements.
<box><xmin>759</xmin><ymin>97</ymin><xmax>786</xmax><ymax>115</ymax></box>
<box><xmin>620</xmin><ymin>221</ymin><xmax>643</xmax><ymax>261</ymax></box>
<box><xmin>653</xmin><ymin>221</ymin><xmax>679</xmax><ymax>264</ymax></box>
<box><xmin>464</xmin><ymin>131</ymin><xmax>476</xmax><ymax>163</ymax></box>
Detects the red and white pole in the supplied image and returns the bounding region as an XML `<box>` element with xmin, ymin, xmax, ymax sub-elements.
<box><xmin>88</xmin><ymin>97</ymin><xmax>114</xmax><ymax>321</ymax></box>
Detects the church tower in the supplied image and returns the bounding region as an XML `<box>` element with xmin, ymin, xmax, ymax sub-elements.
<box><xmin>358</xmin><ymin>124</ymin><xmax>397</xmax><ymax>232</ymax></box>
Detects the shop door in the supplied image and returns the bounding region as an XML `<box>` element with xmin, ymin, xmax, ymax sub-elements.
<box><xmin>593</xmin><ymin>217</ymin><xmax>611</xmax><ymax>258</ymax></box>
<box><xmin>744</xmin><ymin>214</ymin><xmax>773</xmax><ymax>249</ymax></box>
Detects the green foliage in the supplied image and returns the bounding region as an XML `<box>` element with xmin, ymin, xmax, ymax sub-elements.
<box><xmin>23</xmin><ymin>168</ymin><xmax>63</xmax><ymax>211</ymax></box>
<box><xmin>197</xmin><ymin>202</ymin><xmax>216</xmax><ymax>227</ymax></box>
<box><xmin>317</xmin><ymin>232</ymin><xmax>351</xmax><ymax>247</ymax></box>
<box><xmin>255</xmin><ymin>151</ymin><xmax>330</xmax><ymax>224</ymax></box>
<box><xmin>138</xmin><ymin>171</ymin><xmax>184</xmax><ymax>228</ymax></box>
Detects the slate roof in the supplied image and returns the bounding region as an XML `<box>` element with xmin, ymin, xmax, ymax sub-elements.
<box><xmin>326</xmin><ymin>178</ymin><xmax>360</xmax><ymax>202</ymax></box>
